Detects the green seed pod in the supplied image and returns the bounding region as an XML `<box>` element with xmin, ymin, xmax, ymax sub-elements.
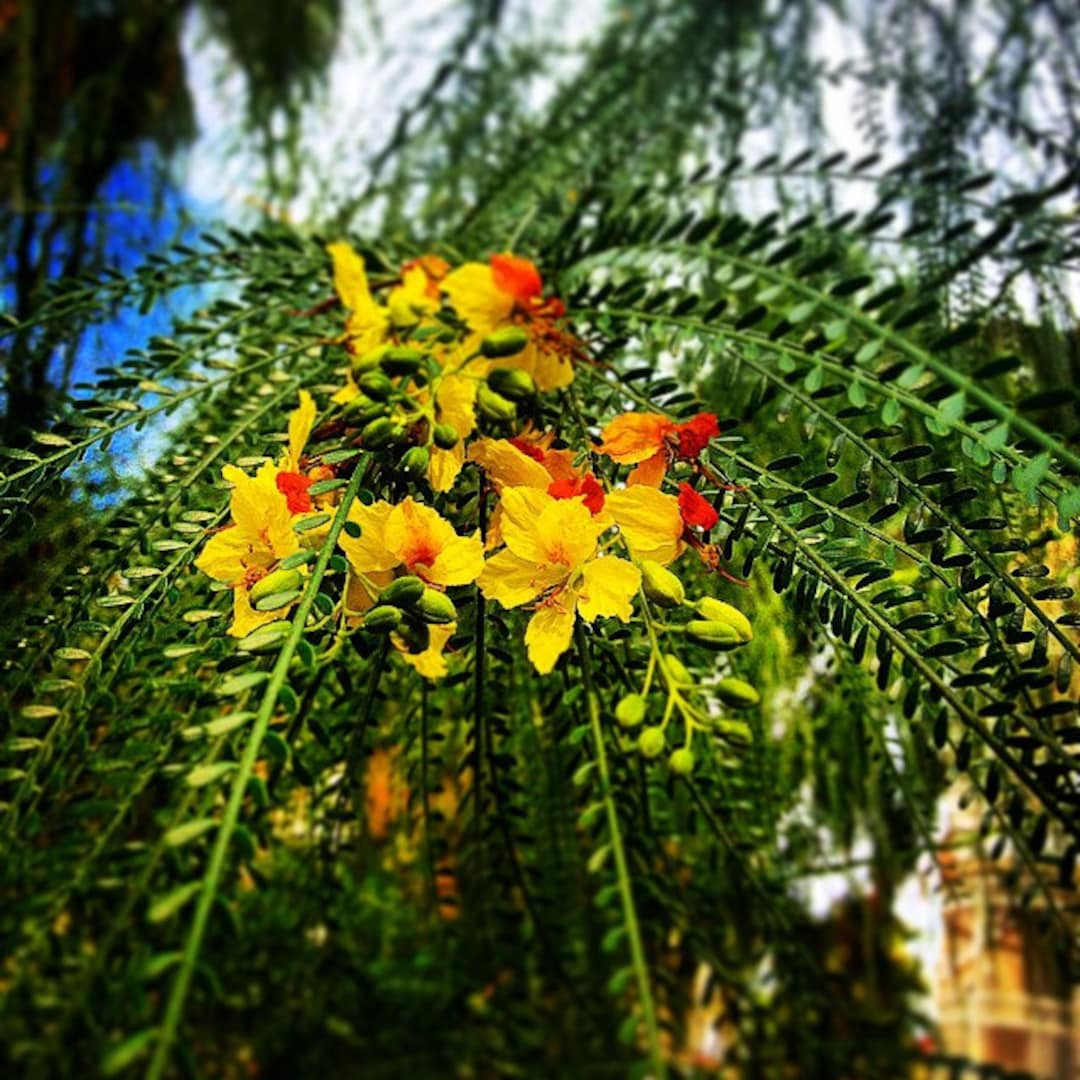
<box><xmin>715</xmin><ymin>676</ymin><xmax>760</xmax><ymax>709</ymax></box>
<box><xmin>379</xmin><ymin>346</ymin><xmax>426</xmax><ymax>376</ymax></box>
<box><xmin>668</xmin><ymin>748</ymin><xmax>695</xmax><ymax>775</ymax></box>
<box><xmin>615</xmin><ymin>693</ymin><xmax>647</xmax><ymax>728</ymax></box>
<box><xmin>362</xmin><ymin>605</ymin><xmax>403</xmax><ymax>633</ymax></box>
<box><xmin>379</xmin><ymin>575</ymin><xmax>425</xmax><ymax>607</ymax></box>
<box><xmin>432</xmin><ymin>423</ymin><xmax>459</xmax><ymax>450</ymax></box>
<box><xmin>685</xmin><ymin>619</ymin><xmax>744</xmax><ymax>651</ymax></box>
<box><xmin>351</xmin><ymin>344</ymin><xmax>391</xmax><ymax>376</ymax></box>
<box><xmin>640</xmin><ymin>560</ymin><xmax>685</xmax><ymax>609</ymax></box>
<box><xmin>695</xmin><ymin>598</ymin><xmax>753</xmax><ymax>642</ymax></box>
<box><xmin>416</xmin><ymin>587</ymin><xmax>456</xmax><ymax>625</ymax></box>
<box><xmin>360</xmin><ymin>416</ymin><xmax>396</xmax><ymax>449</ymax></box>
<box><xmin>663</xmin><ymin>654</ymin><xmax>693</xmax><ymax>688</ymax></box>
<box><xmin>401</xmin><ymin>446</ymin><xmax>430</xmax><ymax>476</ymax></box>
<box><xmin>487</xmin><ymin>367</ymin><xmax>536</xmax><ymax>401</ymax></box>
<box><xmin>248</xmin><ymin>568</ymin><xmax>302</xmax><ymax>603</ymax></box>
<box><xmin>476</xmin><ymin>384</ymin><xmax>517</xmax><ymax>422</ymax></box>
<box><xmin>713</xmin><ymin>718</ymin><xmax>752</xmax><ymax>747</ymax></box>
<box><xmin>395</xmin><ymin>617</ymin><xmax>431</xmax><ymax>654</ymax></box>
<box><xmin>357</xmin><ymin>370</ymin><xmax>394</xmax><ymax>401</ymax></box>
<box><xmin>638</xmin><ymin>727</ymin><xmax>666</xmax><ymax>759</ymax></box>
<box><xmin>480</xmin><ymin>326</ymin><xmax>529</xmax><ymax>358</ymax></box>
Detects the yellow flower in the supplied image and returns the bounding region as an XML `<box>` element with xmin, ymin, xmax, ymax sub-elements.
<box><xmin>388</xmin><ymin>265</ymin><xmax>440</xmax><ymax>328</ymax></box>
<box><xmin>478</xmin><ymin>487</ymin><xmax>641</xmax><ymax>674</ymax></box>
<box><xmin>338</xmin><ymin>497</ymin><xmax>484</xmax><ymax>587</ymax></box>
<box><xmin>327</xmin><ymin>242</ymin><xmax>391</xmax><ymax>404</ymax></box>
<box><xmin>441</xmin><ymin>253</ymin><xmax>577</xmax><ymax>392</ymax></box>
<box><xmin>195</xmin><ymin>461</ymin><xmax>301</xmax><ymax>638</ymax></box>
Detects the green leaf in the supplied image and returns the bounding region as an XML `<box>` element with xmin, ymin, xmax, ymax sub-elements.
<box><xmin>218</xmin><ymin>671</ymin><xmax>269</xmax><ymax>696</ymax></box>
<box><xmin>1057</xmin><ymin>486</ymin><xmax>1080</xmax><ymax>529</ymax></box>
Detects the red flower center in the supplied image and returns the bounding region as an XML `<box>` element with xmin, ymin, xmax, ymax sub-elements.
<box><xmin>548</xmin><ymin>473</ymin><xmax>606</xmax><ymax>516</ymax></box>
<box><xmin>509</xmin><ymin>437</ymin><xmax>546</xmax><ymax>463</ymax></box>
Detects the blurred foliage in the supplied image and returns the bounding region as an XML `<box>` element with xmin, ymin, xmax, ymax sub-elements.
<box><xmin>1</xmin><ymin>1</ymin><xmax>1079</xmax><ymax>1077</ymax></box>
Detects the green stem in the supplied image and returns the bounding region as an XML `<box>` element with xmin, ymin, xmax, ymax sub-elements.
<box><xmin>145</xmin><ymin>456</ymin><xmax>368</xmax><ymax>1080</ymax></box>
<box><xmin>574</xmin><ymin>622</ymin><xmax>664</xmax><ymax>1078</ymax></box>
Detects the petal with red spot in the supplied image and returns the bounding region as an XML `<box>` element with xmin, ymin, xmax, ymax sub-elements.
<box><xmin>491</xmin><ymin>253</ymin><xmax>543</xmax><ymax>302</ymax></box>
<box><xmin>678</xmin><ymin>482</ymin><xmax>719</xmax><ymax>530</ymax></box>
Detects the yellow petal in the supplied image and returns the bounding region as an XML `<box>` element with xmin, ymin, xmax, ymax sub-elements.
<box><xmin>397</xmin><ymin>623</ymin><xmax>455</xmax><ymax>680</ymax></box>
<box><xmin>388</xmin><ymin>266</ymin><xmax>438</xmax><ymax>327</ymax></box>
<box><xmin>222</xmin><ymin>461</ymin><xmax>299</xmax><ymax>563</ymax></box>
<box><xmin>441</xmin><ymin>262</ymin><xmax>514</xmax><ymax>333</ymax></box>
<box><xmin>605</xmin><ymin>486</ymin><xmax>684</xmax><ymax>566</ymax></box>
<box><xmin>285</xmin><ymin>390</ymin><xmax>316</xmax><ymax>471</ymax></box>
<box><xmin>627</xmin><ymin>452</ymin><xmax>667</xmax><ymax>488</ymax></box>
<box><xmin>344</xmin><ymin>569</ymin><xmax>393</xmax><ymax>620</ymax></box>
<box><xmin>338</xmin><ymin>500</ymin><xmax>399</xmax><ymax>574</ymax></box>
<box><xmin>469</xmin><ymin>438</ymin><xmax>552</xmax><ymax>490</ymax></box>
<box><xmin>328</xmin><ymin>242</ymin><xmax>374</xmax><ymax>313</ymax></box>
<box><xmin>332</xmin><ymin>374</ymin><xmax>360</xmax><ymax>405</ymax></box>
<box><xmin>526</xmin><ymin>341</ymin><xmax>574</xmax><ymax>392</ymax></box>
<box><xmin>228</xmin><ymin>587</ymin><xmax>285</xmax><ymax>639</ymax></box>
<box><xmin>428</xmin><ymin>443</ymin><xmax>465</xmax><ymax>493</ymax></box>
<box><xmin>499</xmin><ymin>487</ymin><xmax>557</xmax><ymax>562</ymax></box>
<box><xmin>524</xmin><ymin>599</ymin><xmax>577</xmax><ymax>674</ymax></box>
<box><xmin>577</xmin><ymin>557</ymin><xmax>640</xmax><ymax>623</ymax></box>
<box><xmin>435</xmin><ymin>369</ymin><xmax>480</xmax><ymax>439</ymax></box>
<box><xmin>195</xmin><ymin>526</ymin><xmax>257</xmax><ymax>584</ymax></box>
<box><xmin>425</xmin><ymin>534</ymin><xmax>485</xmax><ymax>587</ymax></box>
<box><xmin>478</xmin><ymin>549</ymin><xmax>565</xmax><ymax>608</ymax></box>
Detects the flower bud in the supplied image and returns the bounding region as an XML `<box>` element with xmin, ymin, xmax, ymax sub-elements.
<box><xmin>715</xmin><ymin>676</ymin><xmax>760</xmax><ymax>709</ymax></box>
<box><xmin>416</xmin><ymin>587</ymin><xmax>456</xmax><ymax>625</ymax></box>
<box><xmin>480</xmin><ymin>326</ymin><xmax>529</xmax><ymax>358</ymax></box>
<box><xmin>362</xmin><ymin>605</ymin><xmax>403</xmax><ymax>633</ymax></box>
<box><xmin>379</xmin><ymin>346</ymin><xmax>426</xmax><ymax>376</ymax></box>
<box><xmin>401</xmin><ymin>446</ymin><xmax>430</xmax><ymax>477</ymax></box>
<box><xmin>351</xmin><ymin>344</ymin><xmax>391</xmax><ymax>376</ymax></box>
<box><xmin>663</xmin><ymin>654</ymin><xmax>693</xmax><ymax>688</ymax></box>
<box><xmin>640</xmin><ymin>560</ymin><xmax>685</xmax><ymax>609</ymax></box>
<box><xmin>615</xmin><ymin>693</ymin><xmax>646</xmax><ymax>728</ymax></box>
<box><xmin>360</xmin><ymin>416</ymin><xmax>396</xmax><ymax>449</ymax></box>
<box><xmin>685</xmin><ymin>619</ymin><xmax>743</xmax><ymax>651</ymax></box>
<box><xmin>476</xmin><ymin>384</ymin><xmax>517</xmax><ymax>422</ymax></box>
<box><xmin>668</xmin><ymin>748</ymin><xmax>695</xmax><ymax>775</ymax></box>
<box><xmin>395</xmin><ymin>617</ymin><xmax>431</xmax><ymax>654</ymax></box>
<box><xmin>357</xmin><ymin>370</ymin><xmax>394</xmax><ymax>401</ymax></box>
<box><xmin>695</xmin><ymin>598</ymin><xmax>752</xmax><ymax>642</ymax></box>
<box><xmin>432</xmin><ymin>423</ymin><xmax>459</xmax><ymax>450</ymax></box>
<box><xmin>248</xmin><ymin>568</ymin><xmax>302</xmax><ymax>603</ymax></box>
<box><xmin>487</xmin><ymin>367</ymin><xmax>536</xmax><ymax>401</ymax></box>
<box><xmin>379</xmin><ymin>575</ymin><xmax>425</xmax><ymax>607</ymax></box>
<box><xmin>638</xmin><ymin>727</ymin><xmax>666</xmax><ymax>758</ymax></box>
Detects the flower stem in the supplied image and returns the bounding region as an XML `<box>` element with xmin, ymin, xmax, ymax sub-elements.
<box><xmin>574</xmin><ymin>622</ymin><xmax>664</xmax><ymax>1078</ymax></box>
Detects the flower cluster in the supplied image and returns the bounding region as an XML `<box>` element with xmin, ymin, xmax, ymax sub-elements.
<box><xmin>195</xmin><ymin>246</ymin><xmax>758</xmax><ymax>767</ymax></box>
